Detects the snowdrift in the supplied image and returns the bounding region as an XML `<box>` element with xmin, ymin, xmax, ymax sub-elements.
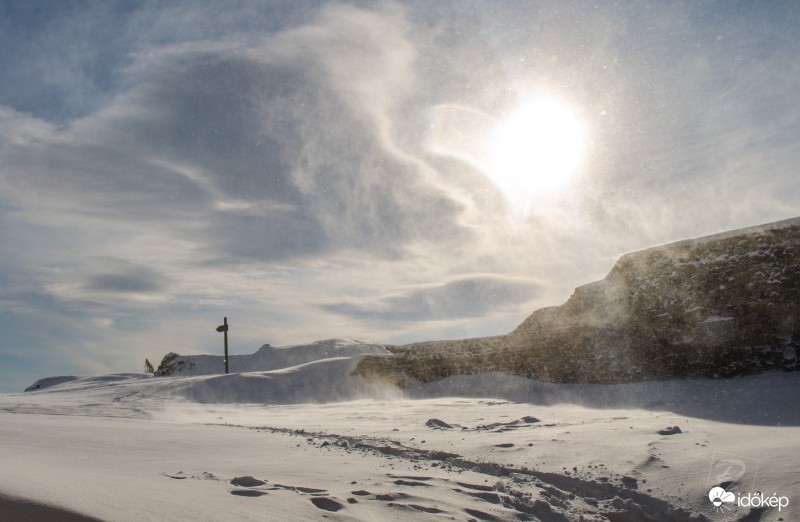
<box><xmin>12</xmin><ymin>337</ymin><xmax>799</xmax><ymax>521</ymax></box>
<box><xmin>167</xmin><ymin>357</ymin><xmax>402</xmax><ymax>404</ymax></box>
<box><xmin>23</xmin><ymin>340</ymin><xmax>400</xmax><ymax>405</ymax></box>
<box><xmin>155</xmin><ymin>338</ymin><xmax>389</xmax><ymax>376</ymax></box>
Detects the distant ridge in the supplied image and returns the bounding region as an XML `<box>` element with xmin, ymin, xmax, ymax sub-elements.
<box><xmin>155</xmin><ymin>338</ymin><xmax>388</xmax><ymax>377</ymax></box>
<box><xmin>354</xmin><ymin>216</ymin><xmax>800</xmax><ymax>384</ymax></box>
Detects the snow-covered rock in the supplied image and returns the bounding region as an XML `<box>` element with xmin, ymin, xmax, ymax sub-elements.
<box><xmin>355</xmin><ymin>216</ymin><xmax>800</xmax><ymax>384</ymax></box>
<box><xmin>24</xmin><ymin>376</ymin><xmax>80</xmax><ymax>392</ymax></box>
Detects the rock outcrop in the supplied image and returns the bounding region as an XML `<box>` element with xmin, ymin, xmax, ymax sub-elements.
<box><xmin>353</xmin><ymin>217</ymin><xmax>800</xmax><ymax>384</ymax></box>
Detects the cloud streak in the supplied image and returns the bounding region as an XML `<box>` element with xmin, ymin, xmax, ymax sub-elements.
<box><xmin>326</xmin><ymin>275</ymin><xmax>541</xmax><ymax>323</ymax></box>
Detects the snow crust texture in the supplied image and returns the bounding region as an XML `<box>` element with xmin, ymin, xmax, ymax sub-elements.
<box><xmin>4</xmin><ymin>371</ymin><xmax>798</xmax><ymax>521</ymax></box>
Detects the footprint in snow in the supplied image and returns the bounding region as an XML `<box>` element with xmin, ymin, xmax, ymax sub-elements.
<box><xmin>465</xmin><ymin>491</ymin><xmax>502</xmax><ymax>504</ymax></box>
<box><xmin>310</xmin><ymin>497</ymin><xmax>344</xmax><ymax>512</ymax></box>
<box><xmin>291</xmin><ymin>486</ymin><xmax>328</xmax><ymax>494</ymax></box>
<box><xmin>456</xmin><ymin>482</ymin><xmax>495</xmax><ymax>492</ymax></box>
<box><xmin>375</xmin><ymin>492</ymin><xmax>411</xmax><ymax>501</ymax></box>
<box><xmin>465</xmin><ymin>507</ymin><xmax>501</xmax><ymax>521</ymax></box>
<box><xmin>400</xmin><ymin>504</ymin><xmax>446</xmax><ymax>514</ymax></box>
<box><xmin>393</xmin><ymin>479</ymin><xmax>431</xmax><ymax>487</ymax></box>
<box><xmin>387</xmin><ymin>474</ymin><xmax>433</xmax><ymax>481</ymax></box>
<box><xmin>230</xmin><ymin>489</ymin><xmax>267</xmax><ymax>497</ymax></box>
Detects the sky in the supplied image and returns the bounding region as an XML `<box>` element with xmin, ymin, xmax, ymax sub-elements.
<box><xmin>1</xmin><ymin>1</ymin><xmax>799</xmax><ymax>393</ymax></box>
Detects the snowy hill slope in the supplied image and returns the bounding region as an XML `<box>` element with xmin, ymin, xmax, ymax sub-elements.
<box><xmin>24</xmin><ymin>375</ymin><xmax>80</xmax><ymax>392</ymax></box>
<box><xmin>6</xmin><ymin>369</ymin><xmax>799</xmax><ymax>521</ymax></box>
<box><xmin>12</xmin><ymin>318</ymin><xmax>799</xmax><ymax>520</ymax></box>
<box><xmin>155</xmin><ymin>338</ymin><xmax>389</xmax><ymax>376</ymax></box>
<box><xmin>355</xmin><ymin>216</ymin><xmax>800</xmax><ymax>384</ymax></box>
<box><xmin>22</xmin><ymin>360</ymin><xmax>401</xmax><ymax>407</ymax></box>
<box><xmin>23</xmin><ymin>339</ymin><xmax>394</xmax><ymax>404</ymax></box>
<box><xmin>168</xmin><ymin>357</ymin><xmax>403</xmax><ymax>404</ymax></box>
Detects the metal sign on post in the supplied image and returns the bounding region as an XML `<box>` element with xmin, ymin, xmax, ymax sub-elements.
<box><xmin>216</xmin><ymin>317</ymin><xmax>229</xmax><ymax>374</ymax></box>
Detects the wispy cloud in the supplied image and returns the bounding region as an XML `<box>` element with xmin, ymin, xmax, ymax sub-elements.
<box><xmin>325</xmin><ymin>275</ymin><xmax>541</xmax><ymax>323</ymax></box>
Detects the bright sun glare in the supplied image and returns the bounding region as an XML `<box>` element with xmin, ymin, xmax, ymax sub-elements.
<box><xmin>486</xmin><ymin>97</ymin><xmax>588</xmax><ymax>216</ymax></box>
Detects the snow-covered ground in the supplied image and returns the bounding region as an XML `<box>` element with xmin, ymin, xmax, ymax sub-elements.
<box><xmin>1</xmin><ymin>342</ymin><xmax>798</xmax><ymax>521</ymax></box>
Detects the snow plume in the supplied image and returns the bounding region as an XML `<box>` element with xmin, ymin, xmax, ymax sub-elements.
<box><xmin>145</xmin><ymin>339</ymin><xmax>404</xmax><ymax>405</ymax></box>
<box><xmin>165</xmin><ymin>358</ymin><xmax>407</xmax><ymax>405</ymax></box>
<box><xmin>237</xmin><ymin>3</ymin><xmax>468</xmax><ymax>256</ymax></box>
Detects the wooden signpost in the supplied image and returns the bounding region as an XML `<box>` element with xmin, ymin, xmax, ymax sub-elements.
<box><xmin>216</xmin><ymin>317</ymin><xmax>229</xmax><ymax>374</ymax></box>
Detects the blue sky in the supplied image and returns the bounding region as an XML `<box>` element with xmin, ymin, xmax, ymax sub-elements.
<box><xmin>1</xmin><ymin>1</ymin><xmax>799</xmax><ymax>392</ymax></box>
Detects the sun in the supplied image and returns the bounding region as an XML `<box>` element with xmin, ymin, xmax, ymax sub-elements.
<box><xmin>486</xmin><ymin>97</ymin><xmax>588</xmax><ymax>216</ymax></box>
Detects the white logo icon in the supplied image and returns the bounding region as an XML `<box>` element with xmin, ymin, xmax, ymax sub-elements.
<box><xmin>709</xmin><ymin>487</ymin><xmax>736</xmax><ymax>513</ymax></box>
